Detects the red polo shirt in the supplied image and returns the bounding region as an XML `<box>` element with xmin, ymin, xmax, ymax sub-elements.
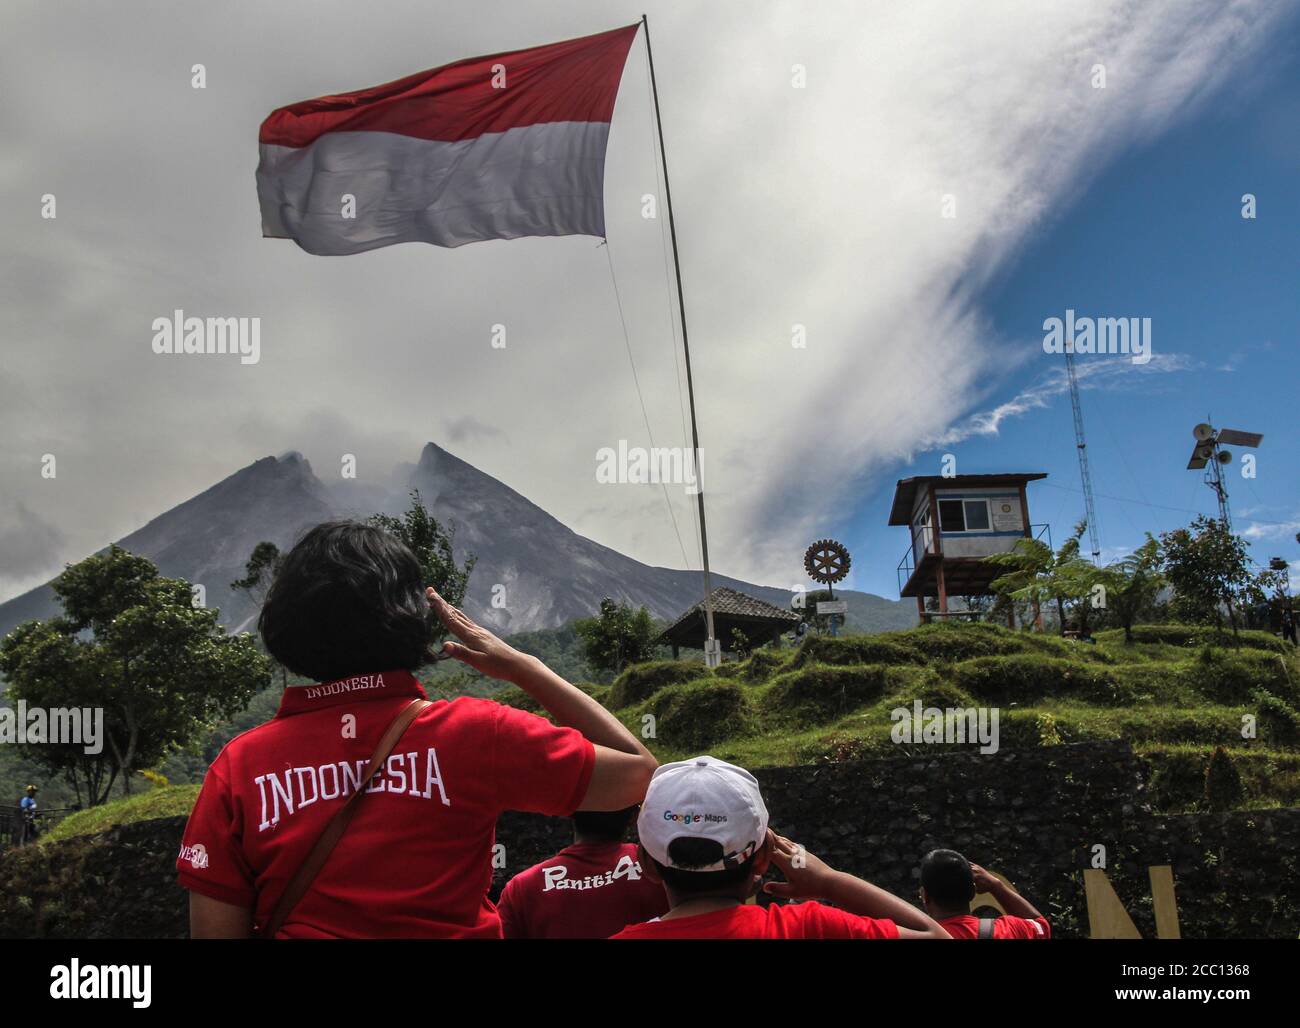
<box><xmin>610</xmin><ymin>902</ymin><xmax>900</xmax><ymax>939</ymax></box>
<box><xmin>940</xmin><ymin>914</ymin><xmax>1051</xmax><ymax>939</ymax></box>
<box><xmin>498</xmin><ymin>841</ymin><xmax>669</xmax><ymax>939</ymax></box>
<box><xmin>176</xmin><ymin>670</ymin><xmax>595</xmax><ymax>938</ymax></box>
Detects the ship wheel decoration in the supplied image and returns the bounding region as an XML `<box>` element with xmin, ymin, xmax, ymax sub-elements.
<box><xmin>804</xmin><ymin>539</ymin><xmax>851</xmax><ymax>585</ymax></box>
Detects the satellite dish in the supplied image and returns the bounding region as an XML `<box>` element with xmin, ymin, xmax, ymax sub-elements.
<box><xmin>1217</xmin><ymin>449</ymin><xmax>1233</xmax><ymax>464</ymax></box>
<box><xmin>1193</xmin><ymin>423</ymin><xmax>1214</xmax><ymax>442</ymax></box>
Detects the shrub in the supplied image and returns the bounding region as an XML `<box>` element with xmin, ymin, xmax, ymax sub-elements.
<box><xmin>647</xmin><ymin>681</ymin><xmax>753</xmax><ymax>750</ymax></box>
<box><xmin>952</xmin><ymin>654</ymin><xmax>1127</xmax><ymax>705</ymax></box>
<box><xmin>785</xmin><ymin>635</ymin><xmax>925</xmax><ymax>670</ymax></box>
<box><xmin>1145</xmin><ymin>750</ymin><xmax>1208</xmax><ymax>810</ymax></box>
<box><xmin>881</xmin><ymin>670</ymin><xmax>974</xmax><ymax>713</ymax></box>
<box><xmin>1186</xmin><ymin>650</ymin><xmax>1292</xmax><ymax>704</ymax></box>
<box><xmin>760</xmin><ymin>664</ymin><xmax>907</xmax><ymax>725</ymax></box>
<box><xmin>1204</xmin><ymin>746</ymin><xmax>1245</xmax><ymax>811</ymax></box>
<box><xmin>736</xmin><ymin>648</ymin><xmax>789</xmax><ymax>682</ymax></box>
<box><xmin>608</xmin><ymin>660</ymin><xmax>708</xmax><ymax>709</ymax></box>
<box><xmin>1252</xmin><ymin>688</ymin><xmax>1300</xmax><ymax>746</ymax></box>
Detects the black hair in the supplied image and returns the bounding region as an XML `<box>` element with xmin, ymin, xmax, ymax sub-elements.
<box><xmin>259</xmin><ymin>521</ymin><xmax>435</xmax><ymax>683</ymax></box>
<box><xmin>653</xmin><ymin>837</ymin><xmax>756</xmax><ymax>895</ymax></box>
<box><xmin>920</xmin><ymin>848</ymin><xmax>976</xmax><ymax>910</ymax></box>
<box><xmin>572</xmin><ymin>806</ymin><xmax>639</xmax><ymax>843</ymax></box>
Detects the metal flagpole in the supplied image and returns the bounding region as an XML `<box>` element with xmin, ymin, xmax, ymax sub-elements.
<box><xmin>640</xmin><ymin>12</ymin><xmax>718</xmax><ymax>666</ymax></box>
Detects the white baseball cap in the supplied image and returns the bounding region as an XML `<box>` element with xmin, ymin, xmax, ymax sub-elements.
<box><xmin>637</xmin><ymin>755</ymin><xmax>769</xmax><ymax>871</ymax></box>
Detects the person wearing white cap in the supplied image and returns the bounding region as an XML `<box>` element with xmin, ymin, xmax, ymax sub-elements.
<box><xmin>610</xmin><ymin>756</ymin><xmax>950</xmax><ymax>939</ymax></box>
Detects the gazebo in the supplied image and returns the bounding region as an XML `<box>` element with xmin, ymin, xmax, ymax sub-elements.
<box><xmin>658</xmin><ymin>586</ymin><xmax>801</xmax><ymax>658</ymax></box>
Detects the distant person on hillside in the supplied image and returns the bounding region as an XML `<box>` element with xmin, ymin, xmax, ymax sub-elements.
<box><xmin>1282</xmin><ymin>608</ymin><xmax>1297</xmax><ymax>646</ymax></box>
<box><xmin>19</xmin><ymin>785</ymin><xmax>39</xmax><ymax>844</ymax></box>
<box><xmin>497</xmin><ymin>806</ymin><xmax>668</xmax><ymax>938</ymax></box>
<box><xmin>919</xmin><ymin>849</ymin><xmax>1050</xmax><ymax>939</ymax></box>
<box><xmin>178</xmin><ymin>520</ymin><xmax>657</xmax><ymax>939</ymax></box>
<box><xmin>611</xmin><ymin>756</ymin><xmax>949</xmax><ymax>939</ymax></box>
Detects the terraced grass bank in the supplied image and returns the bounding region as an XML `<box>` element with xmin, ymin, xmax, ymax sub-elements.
<box><xmin>503</xmin><ymin>621</ymin><xmax>1300</xmax><ymax>812</ymax></box>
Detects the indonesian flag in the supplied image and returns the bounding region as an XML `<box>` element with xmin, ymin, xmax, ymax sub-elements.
<box><xmin>257</xmin><ymin>24</ymin><xmax>640</xmax><ymax>255</ymax></box>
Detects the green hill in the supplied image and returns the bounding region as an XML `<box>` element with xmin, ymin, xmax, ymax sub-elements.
<box><xmin>498</xmin><ymin>621</ymin><xmax>1300</xmax><ymax>813</ymax></box>
<box><xmin>10</xmin><ymin>621</ymin><xmax>1298</xmax><ymax>827</ymax></box>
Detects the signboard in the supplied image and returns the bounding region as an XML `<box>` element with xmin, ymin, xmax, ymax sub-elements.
<box><xmin>991</xmin><ymin>499</ymin><xmax>1022</xmax><ymax>532</ymax></box>
<box><xmin>817</xmin><ymin>600</ymin><xmax>848</xmax><ymax>615</ymax></box>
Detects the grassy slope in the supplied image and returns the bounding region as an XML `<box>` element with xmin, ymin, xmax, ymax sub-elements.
<box><xmin>29</xmin><ymin>621</ymin><xmax>1300</xmax><ymax>836</ymax></box>
<box><xmin>500</xmin><ymin>621</ymin><xmax>1300</xmax><ymax>812</ymax></box>
<box><xmin>39</xmin><ymin>784</ymin><xmax>201</xmax><ymax>845</ymax></box>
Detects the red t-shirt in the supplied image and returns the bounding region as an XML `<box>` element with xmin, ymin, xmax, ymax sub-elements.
<box><xmin>498</xmin><ymin>841</ymin><xmax>669</xmax><ymax>939</ymax></box>
<box><xmin>940</xmin><ymin>914</ymin><xmax>1051</xmax><ymax>939</ymax></box>
<box><xmin>610</xmin><ymin>901</ymin><xmax>900</xmax><ymax>939</ymax></box>
<box><xmin>176</xmin><ymin>670</ymin><xmax>595</xmax><ymax>938</ymax></box>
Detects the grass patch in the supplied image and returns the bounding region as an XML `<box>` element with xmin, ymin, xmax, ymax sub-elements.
<box><xmin>608</xmin><ymin>660</ymin><xmax>709</xmax><ymax>709</ymax></box>
<box><xmin>1095</xmin><ymin>625</ymin><xmax>1291</xmax><ymax>654</ymax></box>
<box><xmin>758</xmin><ymin>664</ymin><xmax>916</xmax><ymax>727</ymax></box>
<box><xmin>644</xmin><ymin>680</ymin><xmax>755</xmax><ymax>751</ymax></box>
<box><xmin>40</xmin><ymin>785</ymin><xmax>200</xmax><ymax>846</ymax></box>
<box><xmin>783</xmin><ymin>635</ymin><xmax>925</xmax><ymax>670</ymax></box>
<box><xmin>951</xmin><ymin>653</ymin><xmax>1130</xmax><ymax>705</ymax></box>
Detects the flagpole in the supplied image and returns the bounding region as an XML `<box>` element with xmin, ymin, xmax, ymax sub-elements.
<box><xmin>640</xmin><ymin>12</ymin><xmax>718</xmax><ymax>666</ymax></box>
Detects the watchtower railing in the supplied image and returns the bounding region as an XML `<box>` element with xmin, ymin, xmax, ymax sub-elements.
<box><xmin>897</xmin><ymin>523</ymin><xmax>1052</xmax><ymax>596</ymax></box>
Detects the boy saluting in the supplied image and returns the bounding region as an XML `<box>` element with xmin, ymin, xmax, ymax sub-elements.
<box><xmin>611</xmin><ymin>756</ymin><xmax>949</xmax><ymax>939</ymax></box>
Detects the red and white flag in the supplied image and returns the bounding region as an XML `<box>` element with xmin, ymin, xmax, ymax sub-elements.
<box><xmin>257</xmin><ymin>24</ymin><xmax>640</xmax><ymax>255</ymax></box>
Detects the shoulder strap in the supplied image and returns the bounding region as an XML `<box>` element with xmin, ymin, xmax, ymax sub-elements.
<box><xmin>260</xmin><ymin>696</ymin><xmax>431</xmax><ymax>939</ymax></box>
<box><xmin>978</xmin><ymin>917</ymin><xmax>996</xmax><ymax>940</ymax></box>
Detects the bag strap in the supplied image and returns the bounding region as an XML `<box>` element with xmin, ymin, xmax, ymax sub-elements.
<box><xmin>260</xmin><ymin>696</ymin><xmax>431</xmax><ymax>938</ymax></box>
<box><xmin>978</xmin><ymin>917</ymin><xmax>996</xmax><ymax>940</ymax></box>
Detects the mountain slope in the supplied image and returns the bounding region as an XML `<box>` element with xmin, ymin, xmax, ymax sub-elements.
<box><xmin>0</xmin><ymin>444</ymin><xmax>917</xmax><ymax>637</ymax></box>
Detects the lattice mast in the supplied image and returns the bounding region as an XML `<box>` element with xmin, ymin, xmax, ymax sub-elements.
<box><xmin>1064</xmin><ymin>344</ymin><xmax>1101</xmax><ymax>561</ymax></box>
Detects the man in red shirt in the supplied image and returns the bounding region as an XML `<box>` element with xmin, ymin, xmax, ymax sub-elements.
<box><xmin>611</xmin><ymin>756</ymin><xmax>950</xmax><ymax>939</ymax></box>
<box><xmin>919</xmin><ymin>849</ymin><xmax>1051</xmax><ymax>939</ymax></box>
<box><xmin>497</xmin><ymin>806</ymin><xmax>668</xmax><ymax>938</ymax></box>
<box><xmin>177</xmin><ymin>521</ymin><xmax>657</xmax><ymax>938</ymax></box>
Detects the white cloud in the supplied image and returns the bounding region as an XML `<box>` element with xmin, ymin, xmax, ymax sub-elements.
<box><xmin>1241</xmin><ymin>517</ymin><xmax>1300</xmax><ymax>542</ymax></box>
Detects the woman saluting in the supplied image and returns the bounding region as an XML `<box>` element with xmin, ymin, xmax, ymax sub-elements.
<box><xmin>177</xmin><ymin>521</ymin><xmax>657</xmax><ymax>938</ymax></box>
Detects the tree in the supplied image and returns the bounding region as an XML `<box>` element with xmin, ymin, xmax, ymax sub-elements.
<box><xmin>231</xmin><ymin>541</ymin><xmax>283</xmax><ymax>607</ymax></box>
<box><xmin>232</xmin><ymin>541</ymin><xmax>288</xmax><ymax>685</ymax></box>
<box><xmin>1203</xmin><ymin>745</ymin><xmax>1244</xmax><ymax>811</ymax></box>
<box><xmin>1159</xmin><ymin>516</ymin><xmax>1266</xmax><ymax>636</ymax></box>
<box><xmin>574</xmin><ymin>598</ymin><xmax>660</xmax><ymax>677</ymax></box>
<box><xmin>368</xmin><ymin>490</ymin><xmax>476</xmax><ymax>645</ymax></box>
<box><xmin>795</xmin><ymin>589</ymin><xmax>841</xmax><ymax>634</ymax></box>
<box><xmin>0</xmin><ymin>546</ymin><xmax>271</xmax><ymax>805</ymax></box>
<box><xmin>1094</xmin><ymin>535</ymin><xmax>1165</xmax><ymax>643</ymax></box>
<box><xmin>986</xmin><ymin>521</ymin><xmax>1101</xmax><ymax>636</ymax></box>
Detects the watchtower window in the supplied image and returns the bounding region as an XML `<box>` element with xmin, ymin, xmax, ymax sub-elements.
<box><xmin>963</xmin><ymin>500</ymin><xmax>990</xmax><ymax>530</ymax></box>
<box><xmin>938</xmin><ymin>500</ymin><xmax>965</xmax><ymax>532</ymax></box>
<box><xmin>937</xmin><ymin>498</ymin><xmax>992</xmax><ymax>533</ymax></box>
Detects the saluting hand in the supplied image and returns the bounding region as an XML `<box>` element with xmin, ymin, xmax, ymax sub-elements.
<box><xmin>427</xmin><ymin>587</ymin><xmax>537</xmax><ymax>683</ymax></box>
<box><xmin>969</xmin><ymin>863</ymin><xmax>1002</xmax><ymax>895</ymax></box>
<box><xmin>763</xmin><ymin>831</ymin><xmax>839</xmax><ymax>901</ymax></box>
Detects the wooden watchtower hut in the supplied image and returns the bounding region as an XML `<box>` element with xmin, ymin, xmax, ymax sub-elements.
<box><xmin>891</xmin><ymin>473</ymin><xmax>1048</xmax><ymax>621</ymax></box>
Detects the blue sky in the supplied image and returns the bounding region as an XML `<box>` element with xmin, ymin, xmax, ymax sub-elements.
<box><xmin>844</xmin><ymin>23</ymin><xmax>1300</xmax><ymax>600</ymax></box>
